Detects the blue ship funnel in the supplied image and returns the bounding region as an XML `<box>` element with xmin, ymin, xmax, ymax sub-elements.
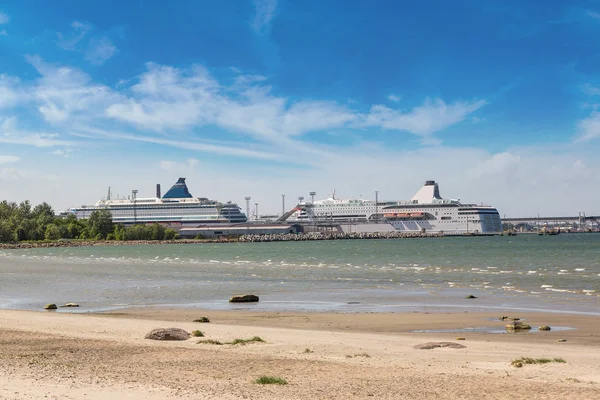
<box><xmin>162</xmin><ymin>178</ymin><xmax>193</xmax><ymax>199</ymax></box>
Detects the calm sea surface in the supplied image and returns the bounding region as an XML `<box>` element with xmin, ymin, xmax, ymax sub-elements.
<box><xmin>1</xmin><ymin>234</ymin><xmax>599</xmax><ymax>314</ymax></box>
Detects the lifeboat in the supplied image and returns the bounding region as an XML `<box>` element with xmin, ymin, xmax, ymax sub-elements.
<box><xmin>384</xmin><ymin>212</ymin><xmax>425</xmax><ymax>220</ymax></box>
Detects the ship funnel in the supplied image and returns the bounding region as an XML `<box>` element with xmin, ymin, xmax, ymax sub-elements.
<box><xmin>156</xmin><ymin>184</ymin><xmax>161</xmax><ymax>199</ymax></box>
<box><xmin>410</xmin><ymin>180</ymin><xmax>442</xmax><ymax>204</ymax></box>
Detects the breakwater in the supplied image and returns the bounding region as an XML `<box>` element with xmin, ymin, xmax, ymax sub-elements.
<box><xmin>0</xmin><ymin>239</ymin><xmax>232</xmax><ymax>250</ymax></box>
<box><xmin>237</xmin><ymin>231</ymin><xmax>443</xmax><ymax>242</ymax></box>
<box><xmin>0</xmin><ymin>231</ymin><xmax>447</xmax><ymax>249</ymax></box>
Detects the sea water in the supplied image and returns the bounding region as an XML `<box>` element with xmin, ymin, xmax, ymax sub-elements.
<box><xmin>0</xmin><ymin>234</ymin><xmax>598</xmax><ymax>314</ymax></box>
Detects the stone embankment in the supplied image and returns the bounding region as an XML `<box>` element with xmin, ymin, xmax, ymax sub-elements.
<box><xmin>0</xmin><ymin>232</ymin><xmax>443</xmax><ymax>249</ymax></box>
<box><xmin>0</xmin><ymin>239</ymin><xmax>233</xmax><ymax>250</ymax></box>
<box><xmin>238</xmin><ymin>231</ymin><xmax>443</xmax><ymax>242</ymax></box>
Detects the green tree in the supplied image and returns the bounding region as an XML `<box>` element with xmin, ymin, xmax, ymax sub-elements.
<box><xmin>44</xmin><ymin>224</ymin><xmax>62</xmax><ymax>240</ymax></box>
<box><xmin>164</xmin><ymin>228</ymin><xmax>177</xmax><ymax>240</ymax></box>
<box><xmin>88</xmin><ymin>209</ymin><xmax>113</xmax><ymax>239</ymax></box>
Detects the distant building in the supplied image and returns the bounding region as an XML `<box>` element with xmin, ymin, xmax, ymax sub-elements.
<box><xmin>179</xmin><ymin>224</ymin><xmax>302</xmax><ymax>238</ymax></box>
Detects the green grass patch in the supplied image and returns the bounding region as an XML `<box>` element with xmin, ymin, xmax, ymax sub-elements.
<box><xmin>191</xmin><ymin>330</ymin><xmax>204</xmax><ymax>337</ymax></box>
<box><xmin>253</xmin><ymin>376</ymin><xmax>287</xmax><ymax>385</ymax></box>
<box><xmin>193</xmin><ymin>317</ymin><xmax>210</xmax><ymax>323</ymax></box>
<box><xmin>196</xmin><ymin>336</ymin><xmax>265</xmax><ymax>346</ymax></box>
<box><xmin>230</xmin><ymin>336</ymin><xmax>265</xmax><ymax>345</ymax></box>
<box><xmin>511</xmin><ymin>357</ymin><xmax>566</xmax><ymax>367</ymax></box>
<box><xmin>197</xmin><ymin>339</ymin><xmax>223</xmax><ymax>345</ymax></box>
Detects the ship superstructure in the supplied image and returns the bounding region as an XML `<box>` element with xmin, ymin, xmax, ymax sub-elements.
<box><xmin>287</xmin><ymin>181</ymin><xmax>502</xmax><ymax>234</ymax></box>
<box><xmin>68</xmin><ymin>178</ymin><xmax>247</xmax><ymax>226</ymax></box>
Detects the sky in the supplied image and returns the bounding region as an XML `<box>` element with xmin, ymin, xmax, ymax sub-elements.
<box><xmin>1</xmin><ymin>0</ymin><xmax>600</xmax><ymax>218</ymax></box>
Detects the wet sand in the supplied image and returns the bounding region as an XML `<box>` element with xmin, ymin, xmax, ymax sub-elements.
<box><xmin>0</xmin><ymin>308</ymin><xmax>599</xmax><ymax>399</ymax></box>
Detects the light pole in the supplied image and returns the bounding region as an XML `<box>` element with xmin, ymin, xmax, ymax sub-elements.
<box><xmin>245</xmin><ymin>197</ymin><xmax>251</xmax><ymax>222</ymax></box>
<box><xmin>132</xmin><ymin>189</ymin><xmax>138</xmax><ymax>224</ymax></box>
<box><xmin>375</xmin><ymin>190</ymin><xmax>379</xmax><ymax>223</ymax></box>
<box><xmin>281</xmin><ymin>194</ymin><xmax>285</xmax><ymax>216</ymax></box>
<box><xmin>255</xmin><ymin>203</ymin><xmax>259</xmax><ymax>221</ymax></box>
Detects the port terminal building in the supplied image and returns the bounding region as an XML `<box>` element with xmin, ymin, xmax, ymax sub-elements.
<box><xmin>178</xmin><ymin>224</ymin><xmax>302</xmax><ymax>238</ymax></box>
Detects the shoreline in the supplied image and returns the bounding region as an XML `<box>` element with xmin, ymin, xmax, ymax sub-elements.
<box><xmin>0</xmin><ymin>307</ymin><xmax>599</xmax><ymax>399</ymax></box>
<box><xmin>1</xmin><ymin>230</ymin><xmax>598</xmax><ymax>250</ymax></box>
<box><xmin>0</xmin><ymin>233</ymin><xmax>446</xmax><ymax>250</ymax></box>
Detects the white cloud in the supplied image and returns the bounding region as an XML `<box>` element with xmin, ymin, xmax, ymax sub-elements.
<box><xmin>0</xmin><ymin>75</ymin><xmax>22</xmax><ymax>108</ymax></box>
<box><xmin>388</xmin><ymin>94</ymin><xmax>401</xmax><ymax>102</ymax></box>
<box><xmin>57</xmin><ymin>21</ymin><xmax>92</xmax><ymax>50</ymax></box>
<box><xmin>159</xmin><ymin>158</ymin><xmax>200</xmax><ymax>173</ymax></box>
<box><xmin>0</xmin><ymin>12</ymin><xmax>8</xmax><ymax>25</ymax></box>
<box><xmin>0</xmin><ymin>167</ymin><xmax>23</xmax><ymax>183</ymax></box>
<box><xmin>85</xmin><ymin>37</ymin><xmax>118</xmax><ymax>65</ymax></box>
<box><xmin>364</xmin><ymin>98</ymin><xmax>486</xmax><ymax>138</ymax></box>
<box><xmin>251</xmin><ymin>0</ymin><xmax>278</xmax><ymax>34</ymax></box>
<box><xmin>467</xmin><ymin>152</ymin><xmax>521</xmax><ymax>179</ymax></box>
<box><xmin>52</xmin><ymin>148</ymin><xmax>75</xmax><ymax>157</ymax></box>
<box><xmin>575</xmin><ymin>112</ymin><xmax>600</xmax><ymax>142</ymax></box>
<box><xmin>583</xmin><ymin>84</ymin><xmax>600</xmax><ymax>96</ymax></box>
<box><xmin>0</xmin><ymin>155</ymin><xmax>20</xmax><ymax>164</ymax></box>
<box><xmin>587</xmin><ymin>10</ymin><xmax>600</xmax><ymax>20</ymax></box>
<box><xmin>25</xmin><ymin>55</ymin><xmax>119</xmax><ymax>123</ymax></box>
<box><xmin>0</xmin><ymin>30</ymin><xmax>7</xmax><ymax>36</ymax></box>
<box><xmin>0</xmin><ymin>116</ymin><xmax>75</xmax><ymax>147</ymax></box>
<box><xmin>75</xmin><ymin>125</ymin><xmax>287</xmax><ymax>161</ymax></box>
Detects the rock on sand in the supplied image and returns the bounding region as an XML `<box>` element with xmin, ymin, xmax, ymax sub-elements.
<box><xmin>413</xmin><ymin>342</ymin><xmax>466</xmax><ymax>350</ymax></box>
<box><xmin>229</xmin><ymin>294</ymin><xmax>259</xmax><ymax>303</ymax></box>
<box><xmin>144</xmin><ymin>328</ymin><xmax>190</xmax><ymax>341</ymax></box>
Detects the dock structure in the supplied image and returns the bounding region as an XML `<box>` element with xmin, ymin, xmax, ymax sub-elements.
<box><xmin>503</xmin><ymin>215</ymin><xmax>599</xmax><ymax>231</ymax></box>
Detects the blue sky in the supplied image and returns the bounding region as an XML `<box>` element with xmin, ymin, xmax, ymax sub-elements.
<box><xmin>1</xmin><ymin>0</ymin><xmax>600</xmax><ymax>216</ymax></box>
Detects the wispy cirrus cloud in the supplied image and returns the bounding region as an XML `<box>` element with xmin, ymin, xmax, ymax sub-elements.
<box><xmin>364</xmin><ymin>98</ymin><xmax>487</xmax><ymax>139</ymax></box>
<box><xmin>0</xmin><ymin>75</ymin><xmax>23</xmax><ymax>108</ymax></box>
<box><xmin>587</xmin><ymin>10</ymin><xmax>600</xmax><ymax>20</ymax></box>
<box><xmin>583</xmin><ymin>84</ymin><xmax>600</xmax><ymax>96</ymax></box>
<box><xmin>0</xmin><ymin>11</ymin><xmax>9</xmax><ymax>25</ymax></box>
<box><xmin>0</xmin><ymin>155</ymin><xmax>20</xmax><ymax>164</ymax></box>
<box><xmin>56</xmin><ymin>21</ymin><xmax>118</xmax><ymax>64</ymax></box>
<box><xmin>2</xmin><ymin>56</ymin><xmax>486</xmax><ymax>162</ymax></box>
<box><xmin>575</xmin><ymin>112</ymin><xmax>600</xmax><ymax>142</ymax></box>
<box><xmin>85</xmin><ymin>37</ymin><xmax>118</xmax><ymax>65</ymax></box>
<box><xmin>251</xmin><ymin>0</ymin><xmax>278</xmax><ymax>34</ymax></box>
<box><xmin>0</xmin><ymin>116</ymin><xmax>75</xmax><ymax>148</ymax></box>
<box><xmin>56</xmin><ymin>21</ymin><xmax>92</xmax><ymax>50</ymax></box>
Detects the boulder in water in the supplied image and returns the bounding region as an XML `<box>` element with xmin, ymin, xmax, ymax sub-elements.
<box><xmin>505</xmin><ymin>322</ymin><xmax>532</xmax><ymax>332</ymax></box>
<box><xmin>538</xmin><ymin>325</ymin><xmax>551</xmax><ymax>331</ymax></box>
<box><xmin>60</xmin><ymin>303</ymin><xmax>80</xmax><ymax>308</ymax></box>
<box><xmin>44</xmin><ymin>303</ymin><xmax>57</xmax><ymax>310</ymax></box>
<box><xmin>144</xmin><ymin>328</ymin><xmax>190</xmax><ymax>341</ymax></box>
<box><xmin>229</xmin><ymin>294</ymin><xmax>259</xmax><ymax>303</ymax></box>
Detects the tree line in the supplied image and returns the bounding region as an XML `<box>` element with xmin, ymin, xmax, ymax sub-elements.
<box><xmin>0</xmin><ymin>200</ymin><xmax>178</xmax><ymax>242</ymax></box>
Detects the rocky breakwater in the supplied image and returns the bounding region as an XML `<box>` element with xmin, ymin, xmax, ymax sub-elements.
<box><xmin>238</xmin><ymin>231</ymin><xmax>443</xmax><ymax>243</ymax></box>
<box><xmin>0</xmin><ymin>238</ymin><xmax>235</xmax><ymax>250</ymax></box>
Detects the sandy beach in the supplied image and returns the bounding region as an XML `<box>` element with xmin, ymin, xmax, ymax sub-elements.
<box><xmin>0</xmin><ymin>308</ymin><xmax>599</xmax><ymax>399</ymax></box>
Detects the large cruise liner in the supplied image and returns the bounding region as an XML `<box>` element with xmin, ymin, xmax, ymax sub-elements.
<box><xmin>287</xmin><ymin>180</ymin><xmax>502</xmax><ymax>234</ymax></box>
<box><xmin>68</xmin><ymin>178</ymin><xmax>247</xmax><ymax>226</ymax></box>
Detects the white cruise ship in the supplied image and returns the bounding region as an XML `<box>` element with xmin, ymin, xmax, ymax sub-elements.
<box><xmin>68</xmin><ymin>178</ymin><xmax>247</xmax><ymax>226</ymax></box>
<box><xmin>287</xmin><ymin>180</ymin><xmax>502</xmax><ymax>234</ymax></box>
